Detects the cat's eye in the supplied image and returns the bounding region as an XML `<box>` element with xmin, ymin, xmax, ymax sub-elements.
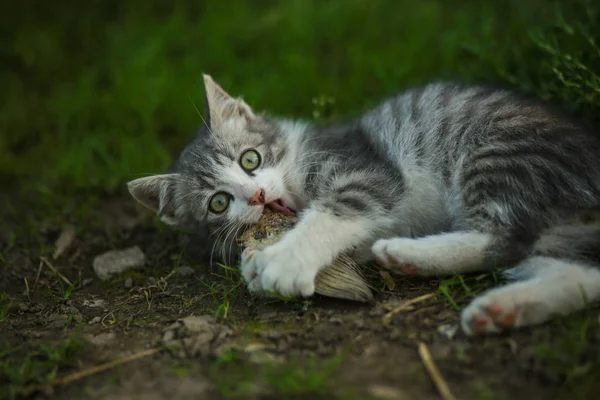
<box><xmin>239</xmin><ymin>149</ymin><xmax>261</xmax><ymax>172</ymax></box>
<box><xmin>209</xmin><ymin>192</ymin><xmax>230</xmax><ymax>214</ymax></box>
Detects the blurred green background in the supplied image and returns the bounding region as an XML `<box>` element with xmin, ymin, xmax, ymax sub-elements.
<box><xmin>1</xmin><ymin>0</ymin><xmax>599</xmax><ymax>195</ymax></box>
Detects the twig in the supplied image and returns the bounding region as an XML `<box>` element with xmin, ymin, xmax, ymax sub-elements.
<box><xmin>40</xmin><ymin>256</ymin><xmax>73</xmax><ymax>287</ymax></box>
<box><xmin>101</xmin><ymin>311</ymin><xmax>116</xmax><ymax>328</ymax></box>
<box><xmin>418</xmin><ymin>342</ymin><xmax>458</xmax><ymax>400</ymax></box>
<box><xmin>21</xmin><ymin>348</ymin><xmax>160</xmax><ymax>396</ymax></box>
<box><xmin>381</xmin><ymin>293</ymin><xmax>434</xmax><ymax>327</ymax></box>
<box><xmin>33</xmin><ymin>260</ymin><xmax>44</xmax><ymax>289</ymax></box>
<box><xmin>23</xmin><ymin>278</ymin><xmax>31</xmax><ymax>301</ymax></box>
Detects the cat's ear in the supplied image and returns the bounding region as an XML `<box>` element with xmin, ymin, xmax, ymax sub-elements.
<box><xmin>202</xmin><ymin>74</ymin><xmax>255</xmax><ymax>128</ymax></box>
<box><xmin>127</xmin><ymin>174</ymin><xmax>182</xmax><ymax>225</ymax></box>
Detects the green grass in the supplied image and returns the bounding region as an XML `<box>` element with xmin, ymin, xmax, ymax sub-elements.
<box><xmin>532</xmin><ymin>312</ymin><xmax>600</xmax><ymax>384</ymax></box>
<box><xmin>0</xmin><ymin>335</ymin><xmax>83</xmax><ymax>400</ymax></box>
<box><xmin>2</xmin><ymin>0</ymin><xmax>599</xmax><ymax>194</ymax></box>
<box><xmin>0</xmin><ymin>293</ymin><xmax>15</xmax><ymax>323</ymax></box>
<box><xmin>207</xmin><ymin>349</ymin><xmax>347</xmax><ymax>399</ymax></box>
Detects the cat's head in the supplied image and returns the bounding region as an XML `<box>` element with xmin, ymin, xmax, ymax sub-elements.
<box><xmin>127</xmin><ymin>75</ymin><xmax>298</xmax><ymax>261</ymax></box>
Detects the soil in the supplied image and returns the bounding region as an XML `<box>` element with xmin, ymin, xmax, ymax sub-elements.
<box><xmin>1</xmin><ymin>195</ymin><xmax>599</xmax><ymax>400</ymax></box>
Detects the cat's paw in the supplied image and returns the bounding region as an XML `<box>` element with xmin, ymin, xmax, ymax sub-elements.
<box><xmin>461</xmin><ymin>284</ymin><xmax>548</xmax><ymax>336</ymax></box>
<box><xmin>371</xmin><ymin>238</ymin><xmax>430</xmax><ymax>276</ymax></box>
<box><xmin>240</xmin><ymin>244</ymin><xmax>317</xmax><ymax>298</ymax></box>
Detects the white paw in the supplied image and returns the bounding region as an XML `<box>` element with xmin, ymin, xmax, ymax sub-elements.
<box><xmin>371</xmin><ymin>238</ymin><xmax>431</xmax><ymax>276</ymax></box>
<box><xmin>460</xmin><ymin>284</ymin><xmax>550</xmax><ymax>336</ymax></box>
<box><xmin>240</xmin><ymin>244</ymin><xmax>317</xmax><ymax>298</ymax></box>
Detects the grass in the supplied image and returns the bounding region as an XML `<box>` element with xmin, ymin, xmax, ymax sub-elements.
<box><xmin>208</xmin><ymin>349</ymin><xmax>347</xmax><ymax>399</ymax></box>
<box><xmin>0</xmin><ymin>335</ymin><xmax>83</xmax><ymax>400</ymax></box>
<box><xmin>435</xmin><ymin>272</ymin><xmax>503</xmax><ymax>311</ymax></box>
<box><xmin>0</xmin><ymin>293</ymin><xmax>15</xmax><ymax>323</ymax></box>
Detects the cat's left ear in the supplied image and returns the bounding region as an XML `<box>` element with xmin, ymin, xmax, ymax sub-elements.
<box><xmin>127</xmin><ymin>174</ymin><xmax>183</xmax><ymax>226</ymax></box>
<box><xmin>202</xmin><ymin>74</ymin><xmax>255</xmax><ymax>128</ymax></box>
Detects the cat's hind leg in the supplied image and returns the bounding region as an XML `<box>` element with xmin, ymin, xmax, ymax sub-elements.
<box><xmin>372</xmin><ymin>231</ymin><xmax>495</xmax><ymax>276</ymax></box>
<box><xmin>461</xmin><ymin>256</ymin><xmax>600</xmax><ymax>335</ymax></box>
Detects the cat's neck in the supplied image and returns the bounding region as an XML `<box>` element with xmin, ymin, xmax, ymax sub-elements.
<box><xmin>273</xmin><ymin>118</ymin><xmax>315</xmax><ymax>210</ymax></box>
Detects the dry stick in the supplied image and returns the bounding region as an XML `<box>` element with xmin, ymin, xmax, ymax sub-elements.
<box><xmin>381</xmin><ymin>293</ymin><xmax>434</xmax><ymax>327</ymax></box>
<box><xmin>40</xmin><ymin>256</ymin><xmax>73</xmax><ymax>287</ymax></box>
<box><xmin>22</xmin><ymin>348</ymin><xmax>160</xmax><ymax>396</ymax></box>
<box><xmin>418</xmin><ymin>342</ymin><xmax>458</xmax><ymax>400</ymax></box>
<box><xmin>33</xmin><ymin>259</ymin><xmax>44</xmax><ymax>289</ymax></box>
<box><xmin>23</xmin><ymin>277</ymin><xmax>31</xmax><ymax>301</ymax></box>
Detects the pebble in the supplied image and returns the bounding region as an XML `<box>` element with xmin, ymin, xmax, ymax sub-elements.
<box><xmin>437</xmin><ymin>323</ymin><xmax>459</xmax><ymax>340</ymax></box>
<box><xmin>92</xmin><ymin>246</ymin><xmax>145</xmax><ymax>280</ymax></box>
<box><xmin>82</xmin><ymin>299</ymin><xmax>106</xmax><ymax>308</ymax></box>
<box><xmin>88</xmin><ymin>316</ymin><xmax>102</xmax><ymax>325</ymax></box>
<box><xmin>124</xmin><ymin>278</ymin><xmax>133</xmax><ymax>288</ymax></box>
<box><xmin>175</xmin><ymin>266</ymin><xmax>196</xmax><ymax>277</ymax></box>
<box><xmin>47</xmin><ymin>314</ymin><xmax>69</xmax><ymax>329</ymax></box>
<box><xmin>19</xmin><ymin>303</ymin><xmax>29</xmax><ymax>312</ymax></box>
<box><xmin>86</xmin><ymin>332</ymin><xmax>116</xmax><ymax>346</ymax></box>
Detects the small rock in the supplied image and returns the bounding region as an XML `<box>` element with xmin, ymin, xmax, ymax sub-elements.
<box><xmin>354</xmin><ymin>318</ymin><xmax>366</xmax><ymax>329</ymax></box>
<box><xmin>437</xmin><ymin>324</ymin><xmax>459</xmax><ymax>340</ymax></box>
<box><xmin>368</xmin><ymin>385</ymin><xmax>410</xmax><ymax>400</ymax></box>
<box><xmin>53</xmin><ymin>225</ymin><xmax>76</xmax><ymax>259</ymax></box>
<box><xmin>88</xmin><ymin>316</ymin><xmax>102</xmax><ymax>325</ymax></box>
<box><xmin>175</xmin><ymin>266</ymin><xmax>196</xmax><ymax>277</ymax></box>
<box><xmin>124</xmin><ymin>278</ymin><xmax>133</xmax><ymax>288</ymax></box>
<box><xmin>258</xmin><ymin>312</ymin><xmax>279</xmax><ymax>322</ymax></box>
<box><xmin>81</xmin><ymin>278</ymin><xmax>93</xmax><ymax>287</ymax></box>
<box><xmin>244</xmin><ymin>343</ymin><xmax>276</xmax><ymax>353</ymax></box>
<box><xmin>19</xmin><ymin>303</ymin><xmax>29</xmax><ymax>312</ymax></box>
<box><xmin>86</xmin><ymin>332</ymin><xmax>116</xmax><ymax>346</ymax></box>
<box><xmin>162</xmin><ymin>329</ymin><xmax>175</xmax><ymax>342</ymax></box>
<box><xmin>82</xmin><ymin>299</ymin><xmax>106</xmax><ymax>308</ymax></box>
<box><xmin>147</xmin><ymin>277</ymin><xmax>157</xmax><ymax>285</ymax></box>
<box><xmin>47</xmin><ymin>314</ymin><xmax>69</xmax><ymax>329</ymax></box>
<box><xmin>162</xmin><ymin>315</ymin><xmax>232</xmax><ymax>358</ymax></box>
<box><xmin>93</xmin><ymin>246</ymin><xmax>145</xmax><ymax>280</ymax></box>
<box><xmin>249</xmin><ymin>350</ymin><xmax>280</xmax><ymax>364</ymax></box>
<box><xmin>259</xmin><ymin>329</ymin><xmax>283</xmax><ymax>340</ymax></box>
<box><xmin>30</xmin><ymin>304</ymin><xmax>43</xmax><ymax>313</ymax></box>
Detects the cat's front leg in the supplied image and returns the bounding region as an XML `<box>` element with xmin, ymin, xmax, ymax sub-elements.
<box><xmin>241</xmin><ymin>207</ymin><xmax>376</xmax><ymax>298</ymax></box>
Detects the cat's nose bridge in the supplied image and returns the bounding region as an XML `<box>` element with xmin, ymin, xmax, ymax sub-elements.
<box><xmin>247</xmin><ymin>188</ymin><xmax>266</xmax><ymax>206</ymax></box>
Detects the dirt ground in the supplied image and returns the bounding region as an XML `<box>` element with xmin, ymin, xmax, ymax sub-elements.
<box><xmin>1</xmin><ymin>195</ymin><xmax>599</xmax><ymax>400</ymax></box>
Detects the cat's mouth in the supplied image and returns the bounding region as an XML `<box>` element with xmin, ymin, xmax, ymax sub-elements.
<box><xmin>266</xmin><ymin>199</ymin><xmax>296</xmax><ymax>216</ymax></box>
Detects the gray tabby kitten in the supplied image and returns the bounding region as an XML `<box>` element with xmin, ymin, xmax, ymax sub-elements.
<box><xmin>128</xmin><ymin>75</ymin><xmax>600</xmax><ymax>336</ymax></box>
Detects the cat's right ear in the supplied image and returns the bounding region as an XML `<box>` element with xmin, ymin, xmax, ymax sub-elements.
<box><xmin>202</xmin><ymin>74</ymin><xmax>255</xmax><ymax>129</ymax></box>
<box><xmin>127</xmin><ymin>174</ymin><xmax>182</xmax><ymax>225</ymax></box>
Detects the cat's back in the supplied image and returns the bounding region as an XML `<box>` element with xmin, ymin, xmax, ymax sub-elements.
<box><xmin>360</xmin><ymin>81</ymin><xmax>600</xmax><ymax>167</ymax></box>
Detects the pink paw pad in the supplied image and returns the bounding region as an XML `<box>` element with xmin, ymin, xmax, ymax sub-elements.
<box><xmin>469</xmin><ymin>304</ymin><xmax>518</xmax><ymax>333</ymax></box>
<box><xmin>376</xmin><ymin>256</ymin><xmax>419</xmax><ymax>275</ymax></box>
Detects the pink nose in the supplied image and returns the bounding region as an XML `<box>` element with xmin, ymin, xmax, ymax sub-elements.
<box><xmin>247</xmin><ymin>188</ymin><xmax>265</xmax><ymax>206</ymax></box>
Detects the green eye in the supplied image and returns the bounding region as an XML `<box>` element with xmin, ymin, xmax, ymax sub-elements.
<box><xmin>209</xmin><ymin>192</ymin><xmax>230</xmax><ymax>213</ymax></box>
<box><xmin>239</xmin><ymin>149</ymin><xmax>261</xmax><ymax>172</ymax></box>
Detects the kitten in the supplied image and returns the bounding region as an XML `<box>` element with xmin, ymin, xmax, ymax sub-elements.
<box><xmin>128</xmin><ymin>74</ymin><xmax>600</xmax><ymax>336</ymax></box>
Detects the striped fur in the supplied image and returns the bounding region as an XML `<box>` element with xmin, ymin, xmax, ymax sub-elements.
<box><xmin>128</xmin><ymin>75</ymin><xmax>600</xmax><ymax>335</ymax></box>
